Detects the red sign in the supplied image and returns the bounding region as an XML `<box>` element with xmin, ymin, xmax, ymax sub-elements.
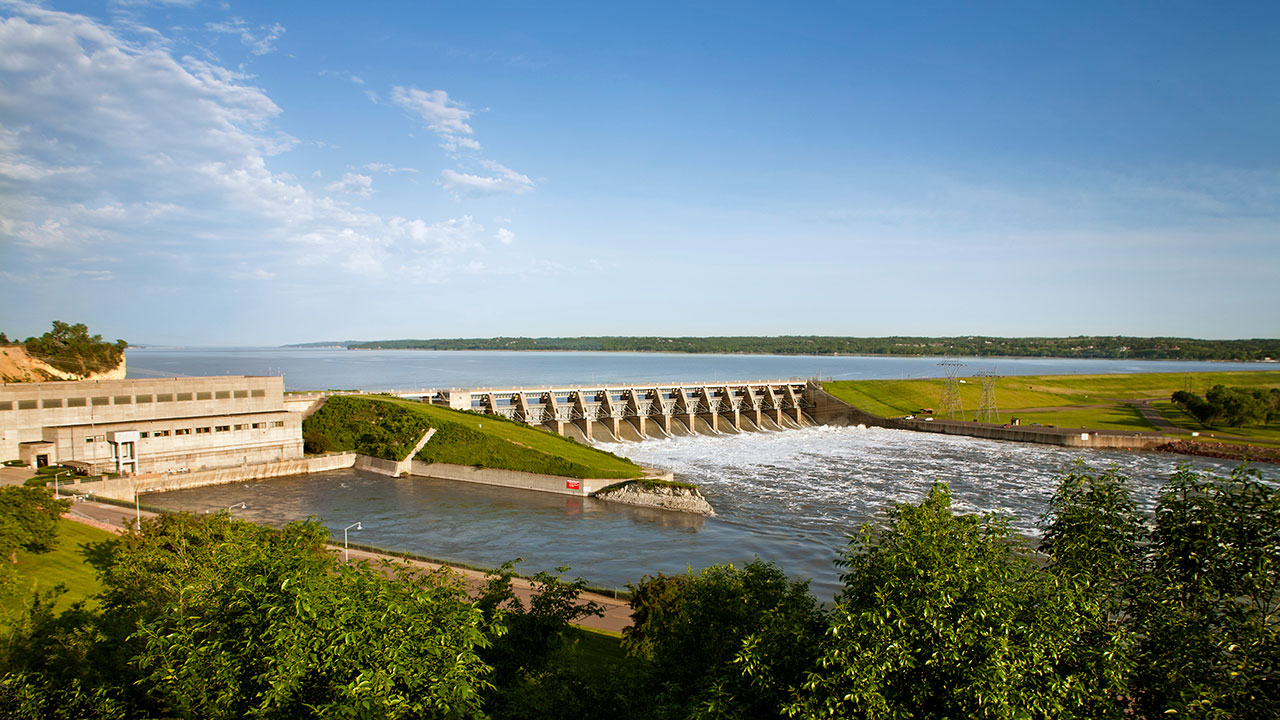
<box><xmin>566</xmin><ymin>480</ymin><xmax>581</xmax><ymax>490</ymax></box>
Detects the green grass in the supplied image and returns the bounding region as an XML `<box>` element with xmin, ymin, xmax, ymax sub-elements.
<box><xmin>6</xmin><ymin>519</ymin><xmax>112</xmax><ymax>614</ymax></box>
<box><xmin>1151</xmin><ymin>400</ymin><xmax>1280</xmax><ymax>445</ymax></box>
<box><xmin>1002</xmin><ymin>405</ymin><xmax>1156</xmax><ymax>432</ymax></box>
<box><xmin>566</xmin><ymin>625</ymin><xmax>626</xmax><ymax>671</ymax></box>
<box><xmin>306</xmin><ymin>395</ymin><xmax>644</xmax><ymax>479</ymax></box>
<box><xmin>822</xmin><ymin>371</ymin><xmax>1280</xmax><ymax>440</ymax></box>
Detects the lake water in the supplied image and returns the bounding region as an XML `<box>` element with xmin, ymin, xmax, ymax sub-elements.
<box><xmin>133</xmin><ymin>348</ymin><xmax>1278</xmax><ymax>599</ymax></box>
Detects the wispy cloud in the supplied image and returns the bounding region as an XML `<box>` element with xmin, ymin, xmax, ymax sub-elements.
<box><xmin>325</xmin><ymin>172</ymin><xmax>373</xmax><ymax>197</ymax></box>
<box><xmin>206</xmin><ymin>18</ymin><xmax>285</xmax><ymax>56</ymax></box>
<box><xmin>0</xmin><ymin>2</ymin><xmax>507</xmax><ymax>287</ymax></box>
<box><xmin>391</xmin><ymin>86</ymin><xmax>474</xmax><ymax>136</ymax></box>
<box><xmin>441</xmin><ymin>161</ymin><xmax>534</xmax><ymax>198</ymax></box>
<box><xmin>364</xmin><ymin>162</ymin><xmax>419</xmax><ymax>175</ymax></box>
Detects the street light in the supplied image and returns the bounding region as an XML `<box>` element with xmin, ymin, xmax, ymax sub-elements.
<box><xmin>227</xmin><ymin>502</ymin><xmax>246</xmax><ymax>513</ymax></box>
<box><xmin>343</xmin><ymin>522</ymin><xmax>362</xmax><ymax>562</ymax></box>
<box><xmin>52</xmin><ymin>469</ymin><xmax>70</xmax><ymax>499</ymax></box>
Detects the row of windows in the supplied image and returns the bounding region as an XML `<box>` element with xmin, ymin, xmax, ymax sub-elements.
<box><xmin>82</xmin><ymin>420</ymin><xmax>287</xmax><ymax>443</ymax></box>
<box><xmin>1</xmin><ymin>388</ymin><xmax>268</xmax><ymax>411</ymax></box>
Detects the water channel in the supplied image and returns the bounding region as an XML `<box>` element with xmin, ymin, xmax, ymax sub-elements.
<box><xmin>133</xmin><ymin>348</ymin><xmax>1279</xmax><ymax>600</ymax></box>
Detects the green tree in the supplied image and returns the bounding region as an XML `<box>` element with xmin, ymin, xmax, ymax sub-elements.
<box><xmin>1132</xmin><ymin>465</ymin><xmax>1280</xmax><ymax>718</ymax></box>
<box><xmin>787</xmin><ymin>484</ymin><xmax>1128</xmax><ymax>719</ymax></box>
<box><xmin>91</xmin><ymin>512</ymin><xmax>492</xmax><ymax>719</ymax></box>
<box><xmin>625</xmin><ymin>560</ymin><xmax>825</xmax><ymax>720</ymax></box>
<box><xmin>0</xmin><ymin>487</ymin><xmax>70</xmax><ymax>568</ymax></box>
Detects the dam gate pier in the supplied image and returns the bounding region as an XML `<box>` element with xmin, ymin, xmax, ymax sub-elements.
<box><xmin>405</xmin><ymin>380</ymin><xmax>817</xmax><ymax>442</ymax></box>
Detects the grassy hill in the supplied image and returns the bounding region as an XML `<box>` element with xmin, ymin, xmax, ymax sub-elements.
<box><xmin>304</xmin><ymin>395</ymin><xmax>643</xmax><ymax>480</ymax></box>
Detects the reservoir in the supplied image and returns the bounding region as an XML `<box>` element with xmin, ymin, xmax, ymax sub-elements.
<box><xmin>133</xmin><ymin>348</ymin><xmax>1278</xmax><ymax>599</ymax></box>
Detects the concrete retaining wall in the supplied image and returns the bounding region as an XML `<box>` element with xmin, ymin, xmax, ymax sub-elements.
<box><xmin>408</xmin><ymin>461</ymin><xmax>610</xmax><ymax>496</ymax></box>
<box><xmin>86</xmin><ymin>452</ymin><xmax>358</xmax><ymax>500</ymax></box>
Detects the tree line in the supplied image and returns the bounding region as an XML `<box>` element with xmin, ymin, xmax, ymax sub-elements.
<box><xmin>332</xmin><ymin>335</ymin><xmax>1280</xmax><ymax>361</ymax></box>
<box><xmin>1172</xmin><ymin>385</ymin><xmax>1280</xmax><ymax>428</ymax></box>
<box><xmin>1</xmin><ymin>462</ymin><xmax>1277</xmax><ymax>719</ymax></box>
<box><xmin>1</xmin><ymin>321</ymin><xmax>128</xmax><ymax>377</ymax></box>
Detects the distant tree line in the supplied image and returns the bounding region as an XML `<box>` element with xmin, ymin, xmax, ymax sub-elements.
<box><xmin>1172</xmin><ymin>385</ymin><xmax>1280</xmax><ymax>427</ymax></box>
<box><xmin>3</xmin><ymin>463</ymin><xmax>1277</xmax><ymax>718</ymax></box>
<box><xmin>336</xmin><ymin>335</ymin><xmax>1280</xmax><ymax>361</ymax></box>
<box><xmin>2</xmin><ymin>321</ymin><xmax>127</xmax><ymax>377</ymax></box>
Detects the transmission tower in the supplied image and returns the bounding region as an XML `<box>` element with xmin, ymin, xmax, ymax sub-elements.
<box><xmin>976</xmin><ymin>368</ymin><xmax>1000</xmax><ymax>423</ymax></box>
<box><xmin>937</xmin><ymin>359</ymin><xmax>965</xmax><ymax>420</ymax></box>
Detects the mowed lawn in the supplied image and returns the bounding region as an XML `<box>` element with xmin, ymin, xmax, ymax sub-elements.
<box><xmin>386</xmin><ymin>399</ymin><xmax>643</xmax><ymax>479</ymax></box>
<box><xmin>4</xmin><ymin>518</ymin><xmax>113</xmax><ymax>616</ymax></box>
<box><xmin>823</xmin><ymin>370</ymin><xmax>1280</xmax><ymax>439</ymax></box>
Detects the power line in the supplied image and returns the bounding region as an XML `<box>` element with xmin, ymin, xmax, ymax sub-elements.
<box><xmin>976</xmin><ymin>367</ymin><xmax>1000</xmax><ymax>423</ymax></box>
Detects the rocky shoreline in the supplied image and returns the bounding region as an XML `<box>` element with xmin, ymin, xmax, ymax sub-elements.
<box><xmin>1155</xmin><ymin>439</ymin><xmax>1280</xmax><ymax>465</ymax></box>
<box><xmin>594</xmin><ymin>481</ymin><xmax>716</xmax><ymax>516</ymax></box>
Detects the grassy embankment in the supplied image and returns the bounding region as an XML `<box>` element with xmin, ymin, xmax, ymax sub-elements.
<box><xmin>3</xmin><ymin>519</ymin><xmax>113</xmax><ymax>617</ymax></box>
<box><xmin>304</xmin><ymin>395</ymin><xmax>644</xmax><ymax>480</ymax></box>
<box><xmin>823</xmin><ymin>370</ymin><xmax>1280</xmax><ymax>445</ymax></box>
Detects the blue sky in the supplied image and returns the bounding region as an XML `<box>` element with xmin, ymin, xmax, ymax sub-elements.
<box><xmin>1</xmin><ymin>1</ymin><xmax>1277</xmax><ymax>345</ymax></box>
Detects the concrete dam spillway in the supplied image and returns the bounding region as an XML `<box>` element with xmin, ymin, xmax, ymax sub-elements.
<box><xmin>414</xmin><ymin>380</ymin><xmax>818</xmax><ymax>442</ymax></box>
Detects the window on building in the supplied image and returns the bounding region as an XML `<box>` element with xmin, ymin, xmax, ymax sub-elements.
<box><xmin>215</xmin><ymin>425</ymin><xmax>230</xmax><ymax>432</ymax></box>
<box><xmin>85</xmin><ymin>437</ymin><xmax>95</xmax><ymax>443</ymax></box>
<box><xmin>136</xmin><ymin>394</ymin><xmax>153</xmax><ymax>403</ymax></box>
<box><xmin>196</xmin><ymin>427</ymin><xmax>211</xmax><ymax>434</ymax></box>
<box><xmin>114</xmin><ymin>395</ymin><xmax>132</xmax><ymax>404</ymax></box>
<box><xmin>176</xmin><ymin>393</ymin><xmax>192</xmax><ymax>402</ymax></box>
<box><xmin>196</xmin><ymin>392</ymin><xmax>212</xmax><ymax>401</ymax></box>
<box><xmin>92</xmin><ymin>396</ymin><xmax>109</xmax><ymax>406</ymax></box>
<box><xmin>18</xmin><ymin>400</ymin><xmax>37</xmax><ymax>410</ymax></box>
<box><xmin>153</xmin><ymin>430</ymin><xmax>170</xmax><ymax>437</ymax></box>
<box><xmin>251</xmin><ymin>389</ymin><xmax>266</xmax><ymax>398</ymax></box>
<box><xmin>0</xmin><ymin>401</ymin><xmax>11</xmax><ymax>411</ymax></box>
<box><xmin>215</xmin><ymin>390</ymin><xmax>230</xmax><ymax>399</ymax></box>
<box><xmin>42</xmin><ymin>398</ymin><xmax>63</xmax><ymax>409</ymax></box>
<box><xmin>251</xmin><ymin>422</ymin><xmax>265</xmax><ymax>429</ymax></box>
<box><xmin>156</xmin><ymin>393</ymin><xmax>173</xmax><ymax>402</ymax></box>
<box><xmin>174</xmin><ymin>428</ymin><xmax>191</xmax><ymax>436</ymax></box>
<box><xmin>139</xmin><ymin>431</ymin><xmax>150</xmax><ymax>439</ymax></box>
<box><xmin>67</xmin><ymin>397</ymin><xmax>86</xmax><ymax>407</ymax></box>
<box><xmin>233</xmin><ymin>424</ymin><xmax>247</xmax><ymax>430</ymax></box>
<box><xmin>269</xmin><ymin>421</ymin><xmax>285</xmax><ymax>428</ymax></box>
<box><xmin>234</xmin><ymin>390</ymin><xmax>249</xmax><ymax>399</ymax></box>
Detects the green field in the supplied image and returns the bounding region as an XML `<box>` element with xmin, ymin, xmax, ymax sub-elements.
<box><xmin>305</xmin><ymin>395</ymin><xmax>644</xmax><ymax>479</ymax></box>
<box><xmin>3</xmin><ymin>519</ymin><xmax>112</xmax><ymax>616</ymax></box>
<box><xmin>822</xmin><ymin>370</ymin><xmax>1280</xmax><ymax>443</ymax></box>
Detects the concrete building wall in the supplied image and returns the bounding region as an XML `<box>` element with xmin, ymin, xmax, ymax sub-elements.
<box><xmin>0</xmin><ymin>376</ymin><xmax>301</xmax><ymax>472</ymax></box>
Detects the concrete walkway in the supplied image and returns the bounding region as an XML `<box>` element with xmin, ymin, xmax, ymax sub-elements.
<box><xmin>59</xmin><ymin>501</ymin><xmax>633</xmax><ymax>634</ymax></box>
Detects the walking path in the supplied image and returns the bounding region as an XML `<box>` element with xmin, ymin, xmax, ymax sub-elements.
<box><xmin>58</xmin><ymin>500</ymin><xmax>633</xmax><ymax>634</ymax></box>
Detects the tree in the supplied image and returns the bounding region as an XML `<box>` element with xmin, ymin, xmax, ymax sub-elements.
<box><xmin>90</xmin><ymin>512</ymin><xmax>492</xmax><ymax>719</ymax></box>
<box><xmin>1132</xmin><ymin>465</ymin><xmax>1280</xmax><ymax>718</ymax></box>
<box><xmin>0</xmin><ymin>487</ymin><xmax>70</xmax><ymax>567</ymax></box>
<box><xmin>787</xmin><ymin>484</ymin><xmax>1129</xmax><ymax>719</ymax></box>
<box><xmin>625</xmin><ymin>560</ymin><xmax>825</xmax><ymax>719</ymax></box>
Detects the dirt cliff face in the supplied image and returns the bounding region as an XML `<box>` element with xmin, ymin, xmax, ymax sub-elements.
<box><xmin>0</xmin><ymin>346</ymin><xmax>127</xmax><ymax>383</ymax></box>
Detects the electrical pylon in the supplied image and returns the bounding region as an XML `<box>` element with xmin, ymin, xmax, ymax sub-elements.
<box><xmin>938</xmin><ymin>359</ymin><xmax>965</xmax><ymax>420</ymax></box>
<box><xmin>976</xmin><ymin>368</ymin><xmax>999</xmax><ymax>423</ymax></box>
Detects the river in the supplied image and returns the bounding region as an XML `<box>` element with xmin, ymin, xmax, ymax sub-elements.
<box><xmin>133</xmin><ymin>348</ymin><xmax>1278</xmax><ymax>599</ymax></box>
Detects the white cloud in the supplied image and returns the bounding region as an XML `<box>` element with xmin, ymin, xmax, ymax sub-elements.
<box><xmin>390</xmin><ymin>86</ymin><xmax>473</xmax><ymax>135</ymax></box>
<box><xmin>494</xmin><ymin>227</ymin><xmax>514</xmax><ymax>244</ymax></box>
<box><xmin>0</xmin><ymin>3</ymin><xmax>508</xmax><ymax>285</ymax></box>
<box><xmin>441</xmin><ymin>161</ymin><xmax>534</xmax><ymax>198</ymax></box>
<box><xmin>206</xmin><ymin>18</ymin><xmax>286</xmax><ymax>56</ymax></box>
<box><xmin>363</xmin><ymin>162</ymin><xmax>419</xmax><ymax>175</ymax></box>
<box><xmin>441</xmin><ymin>135</ymin><xmax>482</xmax><ymax>153</ymax></box>
<box><xmin>325</xmin><ymin>172</ymin><xmax>373</xmax><ymax>197</ymax></box>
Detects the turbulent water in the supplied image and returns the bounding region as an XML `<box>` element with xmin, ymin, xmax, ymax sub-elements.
<box><xmin>147</xmin><ymin>424</ymin><xmax>1277</xmax><ymax>601</ymax></box>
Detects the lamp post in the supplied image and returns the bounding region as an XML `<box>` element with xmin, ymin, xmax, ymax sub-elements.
<box><xmin>228</xmin><ymin>502</ymin><xmax>246</xmax><ymax>513</ymax></box>
<box><xmin>52</xmin><ymin>470</ymin><xmax>70</xmax><ymax>499</ymax></box>
<box><xmin>343</xmin><ymin>522</ymin><xmax>362</xmax><ymax>562</ymax></box>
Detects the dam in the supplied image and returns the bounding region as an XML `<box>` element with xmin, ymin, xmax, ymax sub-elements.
<box><xmin>404</xmin><ymin>380</ymin><xmax>816</xmax><ymax>442</ymax></box>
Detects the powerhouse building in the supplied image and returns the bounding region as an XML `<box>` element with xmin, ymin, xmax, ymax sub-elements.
<box><xmin>0</xmin><ymin>376</ymin><xmax>303</xmax><ymax>474</ymax></box>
